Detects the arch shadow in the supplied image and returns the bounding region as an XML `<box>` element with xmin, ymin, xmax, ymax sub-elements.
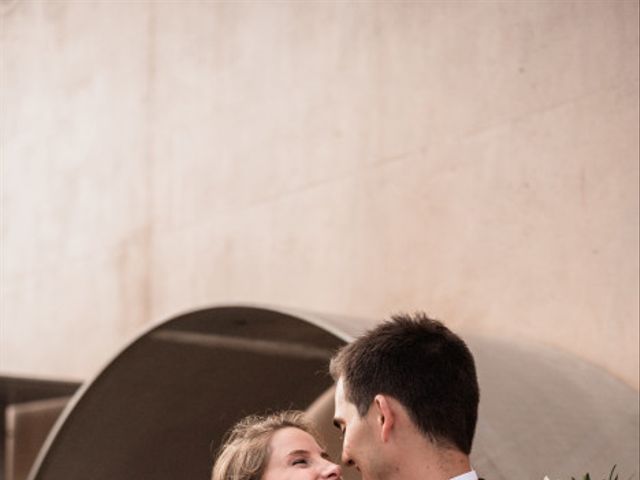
<box><xmin>28</xmin><ymin>305</ymin><xmax>639</xmax><ymax>480</ymax></box>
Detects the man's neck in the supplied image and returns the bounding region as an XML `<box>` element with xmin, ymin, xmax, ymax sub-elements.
<box><xmin>375</xmin><ymin>399</ymin><xmax>472</xmax><ymax>480</ymax></box>
<box><xmin>415</xmin><ymin>448</ymin><xmax>470</xmax><ymax>480</ymax></box>
<box><xmin>388</xmin><ymin>438</ymin><xmax>471</xmax><ymax>480</ymax></box>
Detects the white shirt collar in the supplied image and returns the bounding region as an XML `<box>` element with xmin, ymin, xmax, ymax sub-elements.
<box><xmin>450</xmin><ymin>470</ymin><xmax>478</xmax><ymax>480</ymax></box>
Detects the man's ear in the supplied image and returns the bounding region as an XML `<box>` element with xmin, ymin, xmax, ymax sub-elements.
<box><xmin>373</xmin><ymin>394</ymin><xmax>394</xmax><ymax>442</ymax></box>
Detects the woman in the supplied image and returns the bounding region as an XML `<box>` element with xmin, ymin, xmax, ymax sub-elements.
<box><xmin>212</xmin><ymin>410</ymin><xmax>342</xmax><ymax>480</ymax></box>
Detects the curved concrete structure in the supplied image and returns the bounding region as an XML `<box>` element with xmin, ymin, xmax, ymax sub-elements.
<box><xmin>28</xmin><ymin>305</ymin><xmax>639</xmax><ymax>480</ymax></box>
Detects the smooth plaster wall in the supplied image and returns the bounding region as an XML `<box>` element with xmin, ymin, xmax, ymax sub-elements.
<box><xmin>1</xmin><ymin>1</ymin><xmax>638</xmax><ymax>388</ymax></box>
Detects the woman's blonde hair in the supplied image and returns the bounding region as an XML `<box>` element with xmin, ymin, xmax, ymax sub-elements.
<box><xmin>211</xmin><ymin>410</ymin><xmax>321</xmax><ymax>480</ymax></box>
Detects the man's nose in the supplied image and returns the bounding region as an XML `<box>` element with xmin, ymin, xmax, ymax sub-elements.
<box><xmin>340</xmin><ymin>450</ymin><xmax>355</xmax><ymax>467</ymax></box>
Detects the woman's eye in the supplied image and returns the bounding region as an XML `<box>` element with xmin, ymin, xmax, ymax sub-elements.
<box><xmin>292</xmin><ymin>458</ymin><xmax>308</xmax><ymax>466</ymax></box>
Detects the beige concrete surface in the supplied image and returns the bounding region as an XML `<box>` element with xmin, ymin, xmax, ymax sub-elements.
<box><xmin>1</xmin><ymin>1</ymin><xmax>638</xmax><ymax>389</ymax></box>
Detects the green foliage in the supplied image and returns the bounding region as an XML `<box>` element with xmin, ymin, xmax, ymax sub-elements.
<box><xmin>570</xmin><ymin>465</ymin><xmax>620</xmax><ymax>480</ymax></box>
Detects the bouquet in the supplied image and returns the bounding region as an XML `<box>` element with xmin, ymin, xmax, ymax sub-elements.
<box><xmin>544</xmin><ymin>465</ymin><xmax>626</xmax><ymax>480</ymax></box>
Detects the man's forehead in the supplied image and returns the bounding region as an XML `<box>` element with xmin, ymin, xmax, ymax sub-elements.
<box><xmin>333</xmin><ymin>377</ymin><xmax>353</xmax><ymax>417</ymax></box>
<box><xmin>334</xmin><ymin>377</ymin><xmax>348</xmax><ymax>402</ymax></box>
<box><xmin>335</xmin><ymin>377</ymin><xmax>344</xmax><ymax>392</ymax></box>
<box><xmin>332</xmin><ymin>379</ymin><xmax>346</xmax><ymax>426</ymax></box>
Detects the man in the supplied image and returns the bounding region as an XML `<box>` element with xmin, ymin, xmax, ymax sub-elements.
<box><xmin>330</xmin><ymin>313</ymin><xmax>480</xmax><ymax>480</ymax></box>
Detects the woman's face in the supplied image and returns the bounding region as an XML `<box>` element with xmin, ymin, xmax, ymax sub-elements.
<box><xmin>262</xmin><ymin>427</ymin><xmax>342</xmax><ymax>480</ymax></box>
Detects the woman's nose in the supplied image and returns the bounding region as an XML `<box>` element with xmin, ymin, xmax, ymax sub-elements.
<box><xmin>321</xmin><ymin>460</ymin><xmax>342</xmax><ymax>479</ymax></box>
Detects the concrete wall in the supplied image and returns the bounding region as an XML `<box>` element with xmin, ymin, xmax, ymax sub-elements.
<box><xmin>1</xmin><ymin>1</ymin><xmax>638</xmax><ymax>388</ymax></box>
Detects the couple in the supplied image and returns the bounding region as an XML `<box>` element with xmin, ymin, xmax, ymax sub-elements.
<box><xmin>211</xmin><ymin>313</ymin><xmax>480</xmax><ymax>480</ymax></box>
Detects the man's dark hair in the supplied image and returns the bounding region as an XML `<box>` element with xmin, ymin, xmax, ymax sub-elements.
<box><xmin>329</xmin><ymin>312</ymin><xmax>479</xmax><ymax>455</ymax></box>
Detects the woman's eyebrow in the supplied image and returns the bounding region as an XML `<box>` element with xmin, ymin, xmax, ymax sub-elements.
<box><xmin>287</xmin><ymin>449</ymin><xmax>331</xmax><ymax>460</ymax></box>
<box><xmin>287</xmin><ymin>449</ymin><xmax>310</xmax><ymax>457</ymax></box>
